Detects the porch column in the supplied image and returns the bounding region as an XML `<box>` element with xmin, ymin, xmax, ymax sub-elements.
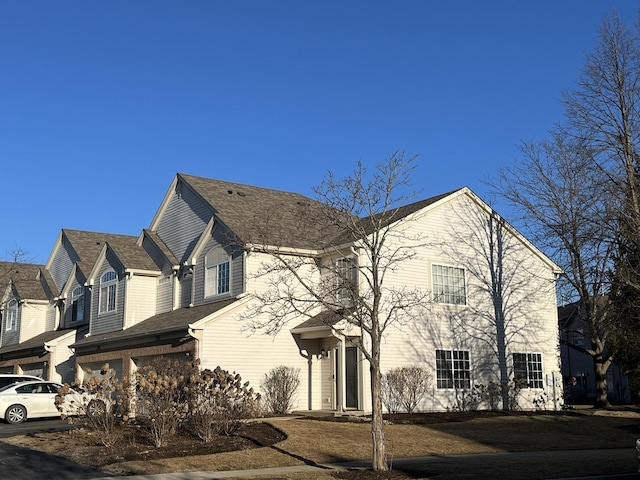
<box><xmin>339</xmin><ymin>340</ymin><xmax>346</xmax><ymax>411</ymax></box>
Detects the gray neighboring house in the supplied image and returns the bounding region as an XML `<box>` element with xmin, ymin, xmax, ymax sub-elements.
<box><xmin>558</xmin><ymin>301</ymin><xmax>631</xmax><ymax>404</ymax></box>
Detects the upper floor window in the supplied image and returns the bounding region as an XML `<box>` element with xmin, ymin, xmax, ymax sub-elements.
<box><xmin>513</xmin><ymin>352</ymin><xmax>543</xmax><ymax>389</ymax></box>
<box><xmin>5</xmin><ymin>299</ymin><xmax>17</xmax><ymax>331</ymax></box>
<box><xmin>71</xmin><ymin>286</ymin><xmax>85</xmax><ymax>322</ymax></box>
<box><xmin>336</xmin><ymin>257</ymin><xmax>358</xmax><ymax>301</ymax></box>
<box><xmin>99</xmin><ymin>271</ymin><xmax>117</xmax><ymax>314</ymax></box>
<box><xmin>569</xmin><ymin>328</ymin><xmax>584</xmax><ymax>346</ymax></box>
<box><xmin>436</xmin><ymin>349</ymin><xmax>471</xmax><ymax>389</ymax></box>
<box><xmin>205</xmin><ymin>249</ymin><xmax>230</xmax><ymax>297</ymax></box>
<box><xmin>432</xmin><ymin>264</ymin><xmax>466</xmax><ymax>305</ymax></box>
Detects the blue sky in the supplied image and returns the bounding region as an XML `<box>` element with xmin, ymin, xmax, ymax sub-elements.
<box><xmin>1</xmin><ymin>1</ymin><xmax>638</xmax><ymax>264</ymax></box>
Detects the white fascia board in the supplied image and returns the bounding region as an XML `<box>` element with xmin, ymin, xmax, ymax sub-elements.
<box><xmin>59</xmin><ymin>264</ymin><xmax>79</xmax><ymax>298</ymax></box>
<box><xmin>84</xmin><ymin>244</ymin><xmax>109</xmax><ymax>286</ymax></box>
<box><xmin>245</xmin><ymin>243</ymin><xmax>320</xmax><ymax>257</ymax></box>
<box><xmin>290</xmin><ymin>324</ymin><xmax>329</xmax><ymax>334</ymax></box>
<box><xmin>188</xmin><ymin>216</ymin><xmax>216</xmax><ymax>266</ymax></box>
<box><xmin>44</xmin><ymin>230</ymin><xmax>65</xmax><ymax>271</ymax></box>
<box><xmin>188</xmin><ymin>295</ymin><xmax>251</xmax><ymax>330</ymax></box>
<box><xmin>44</xmin><ymin>329</ymin><xmax>77</xmax><ymax>351</ymax></box>
<box><xmin>21</xmin><ymin>299</ymin><xmax>50</xmax><ymax>306</ymax></box>
<box><xmin>148</xmin><ymin>175</ymin><xmax>180</xmax><ymax>231</ymax></box>
<box><xmin>124</xmin><ymin>268</ymin><xmax>161</xmax><ymax>277</ymax></box>
<box><xmin>1</xmin><ymin>283</ymin><xmax>12</xmax><ymax>305</ymax></box>
<box><xmin>460</xmin><ymin>188</ymin><xmax>564</xmax><ymax>275</ymax></box>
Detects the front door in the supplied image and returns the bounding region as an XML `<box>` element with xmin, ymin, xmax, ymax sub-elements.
<box><xmin>345</xmin><ymin>346</ymin><xmax>359</xmax><ymax>409</ymax></box>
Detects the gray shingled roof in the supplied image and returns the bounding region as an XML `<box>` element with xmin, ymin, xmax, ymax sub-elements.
<box><xmin>63</xmin><ymin>229</ymin><xmax>138</xmax><ymax>269</ymax></box>
<box><xmin>0</xmin><ymin>261</ymin><xmax>50</xmax><ymax>301</ymax></box>
<box><xmin>62</xmin><ymin>229</ymin><xmax>158</xmax><ymax>274</ymax></box>
<box><xmin>291</xmin><ymin>309</ymin><xmax>349</xmax><ymax>331</ymax></box>
<box><xmin>179</xmin><ymin>173</ymin><xmax>344</xmax><ymax>250</ymax></box>
<box><xmin>142</xmin><ymin>229</ymin><xmax>179</xmax><ymax>266</ymax></box>
<box><xmin>38</xmin><ymin>268</ymin><xmax>59</xmax><ymax>299</ymax></box>
<box><xmin>73</xmin><ymin>298</ymin><xmax>239</xmax><ymax>348</ymax></box>
<box><xmin>179</xmin><ymin>174</ymin><xmax>462</xmax><ymax>251</ymax></box>
<box><xmin>105</xmin><ymin>235</ymin><xmax>159</xmax><ymax>272</ymax></box>
<box><xmin>0</xmin><ymin>328</ymin><xmax>77</xmax><ymax>356</ymax></box>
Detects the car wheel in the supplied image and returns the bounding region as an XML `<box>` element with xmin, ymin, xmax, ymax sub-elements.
<box><xmin>5</xmin><ymin>404</ymin><xmax>27</xmax><ymax>424</ymax></box>
<box><xmin>87</xmin><ymin>399</ymin><xmax>106</xmax><ymax>416</ymax></box>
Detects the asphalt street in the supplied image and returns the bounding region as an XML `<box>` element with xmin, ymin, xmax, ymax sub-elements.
<box><xmin>0</xmin><ymin>419</ymin><xmax>639</xmax><ymax>480</ymax></box>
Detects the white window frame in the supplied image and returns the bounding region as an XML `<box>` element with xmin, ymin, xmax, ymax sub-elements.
<box><xmin>204</xmin><ymin>251</ymin><xmax>230</xmax><ymax>298</ymax></box>
<box><xmin>335</xmin><ymin>256</ymin><xmax>358</xmax><ymax>301</ymax></box>
<box><xmin>432</xmin><ymin>264</ymin><xmax>467</xmax><ymax>305</ymax></box>
<box><xmin>513</xmin><ymin>352</ymin><xmax>544</xmax><ymax>389</ymax></box>
<box><xmin>71</xmin><ymin>286</ymin><xmax>85</xmax><ymax>323</ymax></box>
<box><xmin>99</xmin><ymin>270</ymin><xmax>117</xmax><ymax>314</ymax></box>
<box><xmin>435</xmin><ymin>349</ymin><xmax>471</xmax><ymax>389</ymax></box>
<box><xmin>5</xmin><ymin>299</ymin><xmax>18</xmax><ymax>331</ymax></box>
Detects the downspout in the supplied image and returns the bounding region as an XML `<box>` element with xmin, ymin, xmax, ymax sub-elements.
<box><xmin>339</xmin><ymin>339</ymin><xmax>346</xmax><ymax>411</ymax></box>
<box><xmin>172</xmin><ymin>267</ymin><xmax>180</xmax><ymax>311</ymax></box>
<box><xmin>187</xmin><ymin>325</ymin><xmax>203</xmax><ymax>361</ymax></box>
<box><xmin>189</xmin><ymin>264</ymin><xmax>195</xmax><ymax>307</ymax></box>
<box><xmin>43</xmin><ymin>342</ymin><xmax>55</xmax><ymax>381</ymax></box>
<box><xmin>124</xmin><ymin>271</ymin><xmax>133</xmax><ymax>328</ymax></box>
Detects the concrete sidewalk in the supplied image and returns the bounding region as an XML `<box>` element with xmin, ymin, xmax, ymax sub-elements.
<box><xmin>89</xmin><ymin>447</ymin><xmax>640</xmax><ymax>480</ymax></box>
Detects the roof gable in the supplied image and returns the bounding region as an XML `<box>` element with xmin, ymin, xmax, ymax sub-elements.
<box><xmin>0</xmin><ymin>261</ymin><xmax>50</xmax><ymax>302</ymax></box>
<box><xmin>175</xmin><ymin>173</ymin><xmax>343</xmax><ymax>249</ymax></box>
<box><xmin>86</xmin><ymin>237</ymin><xmax>159</xmax><ymax>285</ymax></box>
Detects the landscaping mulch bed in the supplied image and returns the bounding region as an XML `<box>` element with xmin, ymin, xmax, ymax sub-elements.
<box><xmin>59</xmin><ymin>421</ymin><xmax>287</xmax><ymax>468</ymax></box>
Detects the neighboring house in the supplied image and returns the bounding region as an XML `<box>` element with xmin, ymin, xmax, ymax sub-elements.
<box><xmin>558</xmin><ymin>301</ymin><xmax>631</xmax><ymax>404</ymax></box>
<box><xmin>0</xmin><ymin>261</ymin><xmax>73</xmax><ymax>381</ymax></box>
<box><xmin>0</xmin><ymin>173</ymin><xmax>563</xmax><ymax>412</ymax></box>
<box><xmin>0</xmin><ymin>230</ymin><xmax>143</xmax><ymax>383</ymax></box>
<box><xmin>68</xmin><ymin>173</ymin><xmax>563</xmax><ymax>413</ymax></box>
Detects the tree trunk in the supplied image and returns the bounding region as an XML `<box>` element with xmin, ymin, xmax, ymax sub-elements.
<box><xmin>370</xmin><ymin>364</ymin><xmax>387</xmax><ymax>471</ymax></box>
<box><xmin>593</xmin><ymin>356</ymin><xmax>611</xmax><ymax>408</ymax></box>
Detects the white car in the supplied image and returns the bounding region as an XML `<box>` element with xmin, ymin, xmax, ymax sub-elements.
<box><xmin>0</xmin><ymin>374</ymin><xmax>43</xmax><ymax>389</ymax></box>
<box><xmin>0</xmin><ymin>381</ymin><xmax>63</xmax><ymax>424</ymax></box>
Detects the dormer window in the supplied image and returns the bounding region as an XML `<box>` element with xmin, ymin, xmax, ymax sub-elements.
<box><xmin>71</xmin><ymin>286</ymin><xmax>85</xmax><ymax>322</ymax></box>
<box><xmin>5</xmin><ymin>300</ymin><xmax>17</xmax><ymax>331</ymax></box>
<box><xmin>99</xmin><ymin>270</ymin><xmax>117</xmax><ymax>314</ymax></box>
<box><xmin>205</xmin><ymin>248</ymin><xmax>230</xmax><ymax>297</ymax></box>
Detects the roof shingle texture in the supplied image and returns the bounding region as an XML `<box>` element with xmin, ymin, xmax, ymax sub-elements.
<box><xmin>179</xmin><ymin>174</ymin><xmax>344</xmax><ymax>250</ymax></box>
<box><xmin>0</xmin><ymin>261</ymin><xmax>50</xmax><ymax>301</ymax></box>
<box><xmin>180</xmin><ymin>174</ymin><xmax>462</xmax><ymax>250</ymax></box>
<box><xmin>73</xmin><ymin>298</ymin><xmax>238</xmax><ymax>348</ymax></box>
<box><xmin>63</xmin><ymin>229</ymin><xmax>158</xmax><ymax>272</ymax></box>
<box><xmin>0</xmin><ymin>328</ymin><xmax>77</xmax><ymax>356</ymax></box>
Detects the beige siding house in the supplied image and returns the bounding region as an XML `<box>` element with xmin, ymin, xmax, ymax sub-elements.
<box><xmin>1</xmin><ymin>173</ymin><xmax>562</xmax><ymax>413</ymax></box>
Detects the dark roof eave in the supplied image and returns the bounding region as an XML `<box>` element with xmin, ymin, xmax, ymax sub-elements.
<box><xmin>72</xmin><ymin>325</ymin><xmax>191</xmax><ymax>350</ymax></box>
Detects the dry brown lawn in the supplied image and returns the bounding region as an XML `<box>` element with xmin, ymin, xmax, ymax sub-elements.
<box><xmin>3</xmin><ymin>409</ymin><xmax>640</xmax><ymax>479</ymax></box>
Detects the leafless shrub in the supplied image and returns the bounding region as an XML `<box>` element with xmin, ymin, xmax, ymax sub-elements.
<box><xmin>381</xmin><ymin>372</ymin><xmax>402</xmax><ymax>414</ymax></box>
<box><xmin>186</xmin><ymin>366</ymin><xmax>261</xmax><ymax>440</ymax></box>
<box><xmin>55</xmin><ymin>363</ymin><xmax>127</xmax><ymax>447</ymax></box>
<box><xmin>260</xmin><ymin>366</ymin><xmax>300</xmax><ymax>415</ymax></box>
<box><xmin>134</xmin><ymin>357</ymin><xmax>195</xmax><ymax>447</ymax></box>
<box><xmin>382</xmin><ymin>366</ymin><xmax>432</xmax><ymax>413</ymax></box>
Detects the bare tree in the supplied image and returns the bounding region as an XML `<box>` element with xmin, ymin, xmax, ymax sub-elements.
<box><xmin>494</xmin><ymin>134</ymin><xmax>616</xmax><ymax>407</ymax></box>
<box><xmin>495</xmin><ymin>10</ymin><xmax>640</xmax><ymax>406</ymax></box>
<box><xmin>563</xmin><ymin>11</ymin><xmax>640</xmax><ymax>386</ymax></box>
<box><xmin>244</xmin><ymin>151</ymin><xmax>429</xmax><ymax>471</ymax></box>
